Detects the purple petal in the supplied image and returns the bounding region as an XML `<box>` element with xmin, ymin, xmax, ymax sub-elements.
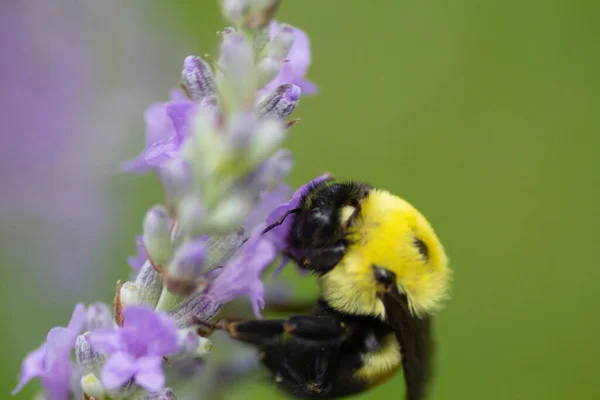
<box><xmin>143</xmin><ymin>103</ymin><xmax>174</xmax><ymax>147</ymax></box>
<box><xmin>101</xmin><ymin>352</ymin><xmax>137</xmax><ymax>390</ymax></box>
<box><xmin>134</xmin><ymin>356</ymin><xmax>166</xmax><ymax>391</ymax></box>
<box><xmin>127</xmin><ymin>235</ymin><xmax>147</xmax><ymax>272</ymax></box>
<box><xmin>263</xmin><ymin>21</ymin><xmax>315</xmax><ymax>95</ymax></box>
<box><xmin>67</xmin><ymin>303</ymin><xmax>86</xmax><ymax>333</ymax></box>
<box><xmin>244</xmin><ymin>184</ymin><xmax>293</xmax><ymax>233</ymax></box>
<box><xmin>209</xmin><ymin>226</ymin><xmax>278</xmax><ymax>316</ymax></box>
<box><xmin>88</xmin><ymin>329</ymin><xmax>123</xmax><ymax>353</ymax></box>
<box><xmin>296</xmin><ymin>78</ymin><xmax>319</xmax><ymax>95</ymax></box>
<box><xmin>41</xmin><ymin>327</ymin><xmax>77</xmax><ymax>400</ymax></box>
<box><xmin>123</xmin><ymin>89</ymin><xmax>189</xmax><ymax>174</ymax></box>
<box><xmin>121</xmin><ymin>305</ymin><xmax>179</xmax><ymax>357</ymax></box>
<box><xmin>12</xmin><ymin>343</ymin><xmax>46</xmax><ymax>394</ymax></box>
<box><xmin>166</xmin><ymin>100</ymin><xmax>196</xmax><ymax>144</ymax></box>
<box><xmin>148</xmin><ymin>314</ymin><xmax>180</xmax><ymax>356</ymax></box>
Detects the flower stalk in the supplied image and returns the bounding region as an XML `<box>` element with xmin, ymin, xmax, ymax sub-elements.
<box><xmin>13</xmin><ymin>1</ymin><xmax>318</xmax><ymax>398</ymax></box>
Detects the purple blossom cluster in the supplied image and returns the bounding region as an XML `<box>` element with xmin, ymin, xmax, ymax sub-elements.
<box><xmin>13</xmin><ymin>1</ymin><xmax>321</xmax><ymax>399</ymax></box>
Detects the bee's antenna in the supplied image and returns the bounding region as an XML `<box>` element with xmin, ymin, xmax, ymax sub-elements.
<box><xmin>263</xmin><ymin>208</ymin><xmax>300</xmax><ymax>234</ymax></box>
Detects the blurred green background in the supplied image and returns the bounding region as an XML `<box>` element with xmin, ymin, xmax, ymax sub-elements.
<box><xmin>2</xmin><ymin>0</ymin><xmax>599</xmax><ymax>399</ymax></box>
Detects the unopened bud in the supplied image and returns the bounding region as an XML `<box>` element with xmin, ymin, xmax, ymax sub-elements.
<box><xmin>258</xmin><ymin>83</ymin><xmax>301</xmax><ymax>120</ymax></box>
<box><xmin>182</xmin><ymin>56</ymin><xmax>216</xmax><ymax>102</ymax></box>
<box><xmin>175</xmin><ymin>329</ymin><xmax>213</xmax><ymax>357</ymax></box>
<box><xmin>134</xmin><ymin>261</ymin><xmax>164</xmax><ymax>307</ymax></box>
<box><xmin>159</xmin><ymin>159</ymin><xmax>193</xmax><ymax>204</ymax></box>
<box><xmin>142</xmin><ymin>205</ymin><xmax>172</xmax><ymax>265</ymax></box>
<box><xmin>257</xmin><ymin>56</ymin><xmax>284</xmax><ymax>88</ymax></box>
<box><xmin>206</xmin><ymin>194</ymin><xmax>253</xmax><ymax>234</ymax></box>
<box><xmin>76</xmin><ymin>333</ymin><xmax>107</xmax><ymax>373</ymax></box>
<box><xmin>178</xmin><ymin>196</ymin><xmax>206</xmax><ymax>237</ymax></box>
<box><xmin>132</xmin><ymin>388</ymin><xmax>177</xmax><ymax>400</ymax></box>
<box><xmin>85</xmin><ymin>302</ymin><xmax>113</xmax><ymax>332</ymax></box>
<box><xmin>219</xmin><ymin>29</ymin><xmax>255</xmax><ymax>111</ymax></box>
<box><xmin>262</xmin><ymin>23</ymin><xmax>294</xmax><ymax>59</ymax></box>
<box><xmin>120</xmin><ymin>282</ymin><xmax>141</xmax><ymax>308</ymax></box>
<box><xmin>170</xmin><ymin>294</ymin><xmax>221</xmax><ymax>328</ymax></box>
<box><xmin>81</xmin><ymin>373</ymin><xmax>106</xmax><ymax>400</ymax></box>
<box><xmin>166</xmin><ymin>239</ymin><xmax>207</xmax><ymax>296</ymax></box>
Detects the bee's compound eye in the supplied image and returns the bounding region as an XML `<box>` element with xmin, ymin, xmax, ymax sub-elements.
<box><xmin>414</xmin><ymin>238</ymin><xmax>429</xmax><ymax>261</ymax></box>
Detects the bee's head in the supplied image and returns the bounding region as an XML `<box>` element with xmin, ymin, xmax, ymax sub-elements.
<box><xmin>286</xmin><ymin>182</ymin><xmax>371</xmax><ymax>273</ymax></box>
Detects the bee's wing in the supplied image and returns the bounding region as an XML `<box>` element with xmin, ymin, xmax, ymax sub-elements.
<box><xmin>381</xmin><ymin>291</ymin><xmax>433</xmax><ymax>400</ymax></box>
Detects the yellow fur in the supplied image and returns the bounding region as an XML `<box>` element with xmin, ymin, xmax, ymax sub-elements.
<box><xmin>355</xmin><ymin>333</ymin><xmax>402</xmax><ymax>385</ymax></box>
<box><xmin>320</xmin><ymin>189</ymin><xmax>450</xmax><ymax>318</ymax></box>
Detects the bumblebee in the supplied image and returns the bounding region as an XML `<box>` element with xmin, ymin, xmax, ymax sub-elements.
<box><xmin>202</xmin><ymin>180</ymin><xmax>450</xmax><ymax>399</ymax></box>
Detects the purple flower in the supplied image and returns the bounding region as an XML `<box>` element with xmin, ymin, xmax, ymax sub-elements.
<box><xmin>128</xmin><ymin>235</ymin><xmax>147</xmax><ymax>272</ymax></box>
<box><xmin>244</xmin><ymin>184</ymin><xmax>292</xmax><ymax>233</ymax></box>
<box><xmin>208</xmin><ymin>225</ymin><xmax>278</xmax><ymax>317</ymax></box>
<box><xmin>13</xmin><ymin>303</ymin><xmax>86</xmax><ymax>400</ymax></box>
<box><xmin>122</xmin><ymin>89</ymin><xmax>195</xmax><ymax>173</ymax></box>
<box><xmin>88</xmin><ymin>305</ymin><xmax>179</xmax><ymax>391</ymax></box>
<box><xmin>263</xmin><ymin>21</ymin><xmax>317</xmax><ymax>96</ymax></box>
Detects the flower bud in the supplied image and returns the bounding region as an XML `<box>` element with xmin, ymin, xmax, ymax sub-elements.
<box><xmin>159</xmin><ymin>159</ymin><xmax>193</xmax><ymax>205</ymax></box>
<box><xmin>205</xmin><ymin>230</ymin><xmax>245</xmax><ymax>269</ymax></box>
<box><xmin>169</xmin><ymin>295</ymin><xmax>221</xmax><ymax>328</ymax></box>
<box><xmin>81</xmin><ymin>373</ymin><xmax>106</xmax><ymax>400</ymax></box>
<box><xmin>132</xmin><ymin>388</ymin><xmax>177</xmax><ymax>400</ymax></box>
<box><xmin>85</xmin><ymin>302</ymin><xmax>113</xmax><ymax>332</ymax></box>
<box><xmin>257</xmin><ymin>56</ymin><xmax>284</xmax><ymax>88</ymax></box>
<box><xmin>134</xmin><ymin>261</ymin><xmax>164</xmax><ymax>307</ymax></box>
<box><xmin>258</xmin><ymin>84</ymin><xmax>301</xmax><ymax>120</ymax></box>
<box><xmin>182</xmin><ymin>56</ymin><xmax>216</xmax><ymax>102</ymax></box>
<box><xmin>76</xmin><ymin>334</ymin><xmax>106</xmax><ymax>373</ymax></box>
<box><xmin>175</xmin><ymin>328</ymin><xmax>213</xmax><ymax>357</ymax></box>
<box><xmin>205</xmin><ymin>193</ymin><xmax>253</xmax><ymax>234</ymax></box>
<box><xmin>166</xmin><ymin>239</ymin><xmax>207</xmax><ymax>296</ymax></box>
<box><xmin>262</xmin><ymin>23</ymin><xmax>294</xmax><ymax>59</ymax></box>
<box><xmin>120</xmin><ymin>282</ymin><xmax>141</xmax><ymax>308</ymax></box>
<box><xmin>142</xmin><ymin>205</ymin><xmax>172</xmax><ymax>266</ymax></box>
<box><xmin>219</xmin><ymin>28</ymin><xmax>256</xmax><ymax>111</ymax></box>
<box><xmin>253</xmin><ymin>24</ymin><xmax>271</xmax><ymax>55</ymax></box>
<box><xmin>178</xmin><ymin>196</ymin><xmax>206</xmax><ymax>237</ymax></box>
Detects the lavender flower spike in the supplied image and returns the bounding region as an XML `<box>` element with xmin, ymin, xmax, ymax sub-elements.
<box><xmin>13</xmin><ymin>303</ymin><xmax>86</xmax><ymax>399</ymax></box>
<box><xmin>89</xmin><ymin>305</ymin><xmax>179</xmax><ymax>392</ymax></box>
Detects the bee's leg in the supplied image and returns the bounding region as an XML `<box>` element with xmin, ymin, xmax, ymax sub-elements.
<box><xmin>195</xmin><ymin>315</ymin><xmax>348</xmax><ymax>347</ymax></box>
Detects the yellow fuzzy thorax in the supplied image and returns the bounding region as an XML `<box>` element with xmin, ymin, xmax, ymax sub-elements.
<box><xmin>319</xmin><ymin>189</ymin><xmax>450</xmax><ymax>318</ymax></box>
